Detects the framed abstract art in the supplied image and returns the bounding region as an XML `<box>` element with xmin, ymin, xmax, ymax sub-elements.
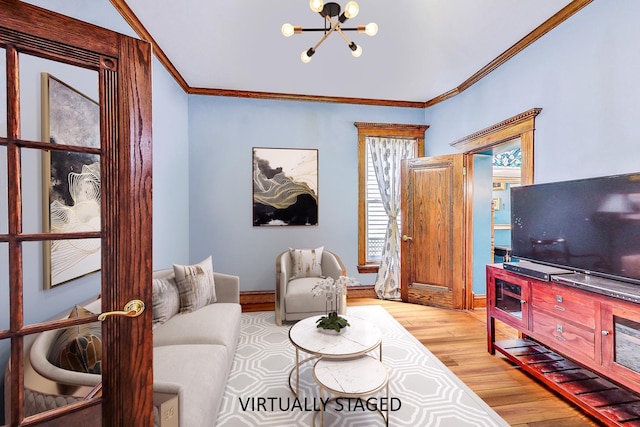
<box><xmin>252</xmin><ymin>147</ymin><xmax>318</xmax><ymax>226</ymax></box>
<box><xmin>41</xmin><ymin>73</ymin><xmax>101</xmax><ymax>288</ymax></box>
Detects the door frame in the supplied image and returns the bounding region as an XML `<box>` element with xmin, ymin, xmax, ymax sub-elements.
<box><xmin>0</xmin><ymin>1</ymin><xmax>153</xmax><ymax>425</ymax></box>
<box><xmin>449</xmin><ymin>108</ymin><xmax>540</xmax><ymax>309</ymax></box>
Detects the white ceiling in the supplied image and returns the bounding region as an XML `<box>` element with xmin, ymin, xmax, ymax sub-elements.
<box><xmin>124</xmin><ymin>0</ymin><xmax>574</xmax><ymax>103</ymax></box>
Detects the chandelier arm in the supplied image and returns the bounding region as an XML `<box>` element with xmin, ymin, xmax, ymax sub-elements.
<box><xmin>311</xmin><ymin>18</ymin><xmax>341</xmax><ymax>50</ymax></box>
<box><xmin>326</xmin><ymin>16</ymin><xmax>354</xmax><ymax>46</ymax></box>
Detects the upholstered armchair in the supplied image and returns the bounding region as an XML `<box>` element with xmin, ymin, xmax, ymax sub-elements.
<box><xmin>275</xmin><ymin>248</ymin><xmax>347</xmax><ymax>326</ymax></box>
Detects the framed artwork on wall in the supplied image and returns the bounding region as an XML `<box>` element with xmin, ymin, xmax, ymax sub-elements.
<box><xmin>252</xmin><ymin>147</ymin><xmax>318</xmax><ymax>226</ymax></box>
<box><xmin>41</xmin><ymin>73</ymin><xmax>101</xmax><ymax>288</ymax></box>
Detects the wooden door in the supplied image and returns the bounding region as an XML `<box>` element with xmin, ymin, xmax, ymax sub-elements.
<box><xmin>0</xmin><ymin>2</ymin><xmax>153</xmax><ymax>426</ymax></box>
<box><xmin>400</xmin><ymin>154</ymin><xmax>466</xmax><ymax>309</ymax></box>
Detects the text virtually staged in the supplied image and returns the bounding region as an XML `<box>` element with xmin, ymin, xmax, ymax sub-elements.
<box><xmin>238</xmin><ymin>396</ymin><xmax>402</xmax><ymax>413</ymax></box>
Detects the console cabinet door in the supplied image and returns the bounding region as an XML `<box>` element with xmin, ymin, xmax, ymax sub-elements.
<box><xmin>601</xmin><ymin>301</ymin><xmax>640</xmax><ymax>391</ymax></box>
<box><xmin>487</xmin><ymin>266</ymin><xmax>530</xmax><ymax>330</ymax></box>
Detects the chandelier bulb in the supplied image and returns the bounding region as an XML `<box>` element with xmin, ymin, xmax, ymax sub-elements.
<box><xmin>344</xmin><ymin>1</ymin><xmax>359</xmax><ymax>19</ymax></box>
<box><xmin>281</xmin><ymin>23</ymin><xmax>295</xmax><ymax>37</ymax></box>
<box><xmin>349</xmin><ymin>42</ymin><xmax>363</xmax><ymax>58</ymax></box>
<box><xmin>309</xmin><ymin>0</ymin><xmax>324</xmax><ymax>13</ymax></box>
<box><xmin>364</xmin><ymin>22</ymin><xmax>378</xmax><ymax>36</ymax></box>
<box><xmin>301</xmin><ymin>48</ymin><xmax>315</xmax><ymax>63</ymax></box>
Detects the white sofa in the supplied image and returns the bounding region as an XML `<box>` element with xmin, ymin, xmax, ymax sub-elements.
<box><xmin>7</xmin><ymin>268</ymin><xmax>241</xmax><ymax>427</ymax></box>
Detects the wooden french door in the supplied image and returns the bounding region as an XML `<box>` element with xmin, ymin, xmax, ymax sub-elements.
<box><xmin>400</xmin><ymin>154</ymin><xmax>466</xmax><ymax>309</ymax></box>
<box><xmin>0</xmin><ymin>2</ymin><xmax>153</xmax><ymax>426</ymax></box>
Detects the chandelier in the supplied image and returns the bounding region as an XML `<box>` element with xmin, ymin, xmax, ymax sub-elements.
<box><xmin>282</xmin><ymin>0</ymin><xmax>378</xmax><ymax>63</ymax></box>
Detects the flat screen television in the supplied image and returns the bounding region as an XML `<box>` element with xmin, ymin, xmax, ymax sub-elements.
<box><xmin>510</xmin><ymin>172</ymin><xmax>640</xmax><ymax>285</ymax></box>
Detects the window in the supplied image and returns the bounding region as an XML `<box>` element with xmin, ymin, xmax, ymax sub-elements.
<box><xmin>355</xmin><ymin>123</ymin><xmax>427</xmax><ymax>273</ymax></box>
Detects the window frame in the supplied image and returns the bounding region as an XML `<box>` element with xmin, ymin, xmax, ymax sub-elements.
<box><xmin>355</xmin><ymin>122</ymin><xmax>428</xmax><ymax>273</ymax></box>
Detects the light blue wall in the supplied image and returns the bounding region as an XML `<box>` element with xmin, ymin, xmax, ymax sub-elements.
<box><xmin>188</xmin><ymin>96</ymin><xmax>424</xmax><ymax>290</ymax></box>
<box><xmin>424</xmin><ymin>0</ymin><xmax>640</xmax><ymax>183</ymax></box>
<box><xmin>423</xmin><ymin>0</ymin><xmax>640</xmax><ymax>297</ymax></box>
<box><xmin>472</xmin><ymin>155</ymin><xmax>493</xmax><ymax>295</ymax></box>
<box><xmin>151</xmin><ymin>54</ymin><xmax>190</xmax><ymax>269</ymax></box>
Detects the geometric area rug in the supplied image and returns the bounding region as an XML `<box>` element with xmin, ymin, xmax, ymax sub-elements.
<box><xmin>216</xmin><ymin>305</ymin><xmax>509</xmax><ymax>426</ymax></box>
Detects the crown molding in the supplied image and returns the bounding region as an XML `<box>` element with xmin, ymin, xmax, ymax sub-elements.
<box><xmin>188</xmin><ymin>86</ymin><xmax>426</xmax><ymax>108</ymax></box>
<box><xmin>112</xmin><ymin>0</ymin><xmax>591</xmax><ymax>108</ymax></box>
<box><xmin>426</xmin><ymin>0</ymin><xmax>593</xmax><ymax>108</ymax></box>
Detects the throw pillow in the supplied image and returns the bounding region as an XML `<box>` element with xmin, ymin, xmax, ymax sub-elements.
<box><xmin>47</xmin><ymin>306</ymin><xmax>102</xmax><ymax>374</ymax></box>
<box><xmin>289</xmin><ymin>246</ymin><xmax>324</xmax><ymax>279</ymax></box>
<box><xmin>173</xmin><ymin>256</ymin><xmax>217</xmax><ymax>313</ymax></box>
<box><xmin>152</xmin><ymin>277</ymin><xmax>181</xmax><ymax>326</ymax></box>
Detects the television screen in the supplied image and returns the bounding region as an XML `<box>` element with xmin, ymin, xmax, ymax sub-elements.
<box><xmin>511</xmin><ymin>173</ymin><xmax>640</xmax><ymax>285</ymax></box>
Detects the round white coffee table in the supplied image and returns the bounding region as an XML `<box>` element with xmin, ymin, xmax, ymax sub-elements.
<box><xmin>312</xmin><ymin>355</ymin><xmax>389</xmax><ymax>426</ymax></box>
<box><xmin>288</xmin><ymin>315</ymin><xmax>382</xmax><ymax>395</ymax></box>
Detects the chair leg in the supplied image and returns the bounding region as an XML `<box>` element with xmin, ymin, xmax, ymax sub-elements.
<box><xmin>275</xmin><ymin>304</ymin><xmax>282</xmax><ymax>326</ymax></box>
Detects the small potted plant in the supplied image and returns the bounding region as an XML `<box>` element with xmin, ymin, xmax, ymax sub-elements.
<box><xmin>312</xmin><ymin>276</ymin><xmax>355</xmax><ymax>333</ymax></box>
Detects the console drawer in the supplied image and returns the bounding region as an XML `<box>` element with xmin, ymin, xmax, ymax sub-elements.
<box><xmin>531</xmin><ymin>283</ymin><xmax>596</xmax><ymax>329</ymax></box>
<box><xmin>532</xmin><ymin>309</ymin><xmax>595</xmax><ymax>362</ymax></box>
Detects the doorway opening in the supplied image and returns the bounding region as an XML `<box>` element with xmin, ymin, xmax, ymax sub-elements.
<box><xmin>448</xmin><ymin>108</ymin><xmax>540</xmax><ymax>309</ymax></box>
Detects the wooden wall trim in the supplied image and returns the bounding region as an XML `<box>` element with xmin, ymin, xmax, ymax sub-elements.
<box><xmin>354</xmin><ymin>122</ymin><xmax>429</xmax><ymax>136</ymax></box>
<box><xmin>425</xmin><ymin>0</ymin><xmax>593</xmax><ymax>108</ymax></box>
<box><xmin>449</xmin><ymin>108</ymin><xmax>542</xmax><ymax>152</ymax></box>
<box><xmin>109</xmin><ymin>0</ymin><xmax>591</xmax><ymax>108</ymax></box>
<box><xmin>240</xmin><ymin>290</ymin><xmax>275</xmax><ymax>306</ymax></box>
<box><xmin>187</xmin><ymin>87</ymin><xmax>425</xmax><ymax>108</ymax></box>
<box><xmin>239</xmin><ymin>286</ymin><xmax>377</xmax><ymax>310</ymax></box>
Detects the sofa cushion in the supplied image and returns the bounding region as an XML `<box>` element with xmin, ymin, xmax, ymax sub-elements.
<box><xmin>152</xmin><ymin>276</ymin><xmax>180</xmax><ymax>326</ymax></box>
<box><xmin>173</xmin><ymin>256</ymin><xmax>217</xmax><ymax>313</ymax></box>
<box><xmin>152</xmin><ymin>303</ymin><xmax>241</xmax><ymax>367</ymax></box>
<box><xmin>286</xmin><ymin>277</ymin><xmax>332</xmax><ymax>314</ymax></box>
<box><xmin>47</xmin><ymin>306</ymin><xmax>102</xmax><ymax>374</ymax></box>
<box><xmin>289</xmin><ymin>246</ymin><xmax>324</xmax><ymax>279</ymax></box>
<box><xmin>154</xmin><ymin>344</ymin><xmax>229</xmax><ymax>427</ymax></box>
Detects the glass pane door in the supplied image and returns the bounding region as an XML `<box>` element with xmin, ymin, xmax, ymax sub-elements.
<box><xmin>602</xmin><ymin>301</ymin><xmax>640</xmax><ymax>389</ymax></box>
<box><xmin>495</xmin><ymin>278</ymin><xmax>524</xmax><ymax>320</ymax></box>
<box><xmin>613</xmin><ymin>315</ymin><xmax>640</xmax><ymax>374</ymax></box>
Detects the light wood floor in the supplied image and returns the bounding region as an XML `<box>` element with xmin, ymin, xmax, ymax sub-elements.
<box><xmin>344</xmin><ymin>298</ymin><xmax>601</xmax><ymax>427</ymax></box>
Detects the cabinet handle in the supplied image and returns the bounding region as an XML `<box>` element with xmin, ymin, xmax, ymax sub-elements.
<box><xmin>556</xmin><ymin>295</ymin><xmax>563</xmax><ymax>303</ymax></box>
<box><xmin>602</xmin><ymin>330</ymin><xmax>610</xmax><ymax>336</ymax></box>
<box><xmin>553</xmin><ymin>305</ymin><xmax>566</xmax><ymax>312</ymax></box>
<box><xmin>520</xmin><ymin>299</ymin><xmax>527</xmax><ymax>304</ymax></box>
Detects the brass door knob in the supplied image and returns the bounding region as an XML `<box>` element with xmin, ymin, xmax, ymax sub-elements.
<box><xmin>402</xmin><ymin>235</ymin><xmax>413</xmax><ymax>242</ymax></box>
<box><xmin>98</xmin><ymin>299</ymin><xmax>145</xmax><ymax>321</ymax></box>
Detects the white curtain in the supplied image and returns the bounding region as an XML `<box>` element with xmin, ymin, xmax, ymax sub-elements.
<box><xmin>368</xmin><ymin>137</ymin><xmax>416</xmax><ymax>300</ymax></box>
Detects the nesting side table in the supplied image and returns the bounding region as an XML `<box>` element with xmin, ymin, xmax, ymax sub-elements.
<box><xmin>312</xmin><ymin>355</ymin><xmax>389</xmax><ymax>426</ymax></box>
<box><xmin>288</xmin><ymin>315</ymin><xmax>382</xmax><ymax>395</ymax></box>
